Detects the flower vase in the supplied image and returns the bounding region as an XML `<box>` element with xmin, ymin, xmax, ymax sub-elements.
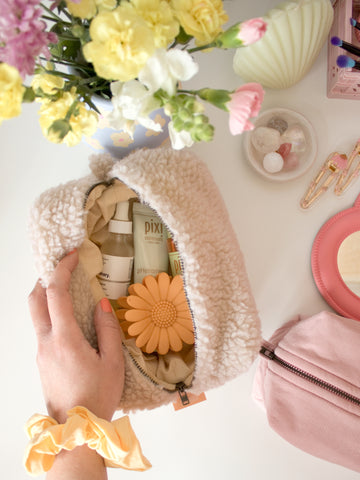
<box><xmin>83</xmin><ymin>96</ymin><xmax>170</xmax><ymax>159</ymax></box>
<box><xmin>233</xmin><ymin>0</ymin><xmax>334</xmax><ymax>89</ymax></box>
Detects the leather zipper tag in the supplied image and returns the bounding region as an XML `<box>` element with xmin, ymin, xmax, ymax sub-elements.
<box><xmin>173</xmin><ymin>392</ymin><xmax>207</xmax><ymax>411</ymax></box>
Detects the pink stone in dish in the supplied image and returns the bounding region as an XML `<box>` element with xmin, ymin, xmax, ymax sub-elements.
<box><xmin>277</xmin><ymin>142</ymin><xmax>292</xmax><ymax>160</ymax></box>
<box><xmin>283</xmin><ymin>152</ymin><xmax>299</xmax><ymax>171</ymax></box>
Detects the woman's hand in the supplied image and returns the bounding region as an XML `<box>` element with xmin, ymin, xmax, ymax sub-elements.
<box><xmin>28</xmin><ymin>249</ymin><xmax>124</xmax><ymax>424</ymax></box>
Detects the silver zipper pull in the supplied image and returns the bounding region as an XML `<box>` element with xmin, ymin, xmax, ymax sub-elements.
<box><xmin>176</xmin><ymin>382</ymin><xmax>190</xmax><ymax>406</ymax></box>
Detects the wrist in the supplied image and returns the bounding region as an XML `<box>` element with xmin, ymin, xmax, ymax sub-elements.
<box><xmin>24</xmin><ymin>406</ymin><xmax>151</xmax><ymax>476</ymax></box>
<box><xmin>47</xmin><ymin>445</ymin><xmax>106</xmax><ymax>480</ymax></box>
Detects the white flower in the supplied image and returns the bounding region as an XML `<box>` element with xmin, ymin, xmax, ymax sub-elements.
<box><xmin>139</xmin><ymin>48</ymin><xmax>199</xmax><ymax>96</ymax></box>
<box><xmin>168</xmin><ymin>121</ymin><xmax>194</xmax><ymax>150</ymax></box>
<box><xmin>108</xmin><ymin>80</ymin><xmax>162</xmax><ymax>136</ymax></box>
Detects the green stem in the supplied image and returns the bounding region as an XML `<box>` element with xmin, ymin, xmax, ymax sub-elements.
<box><xmin>39</xmin><ymin>67</ymin><xmax>77</xmax><ymax>80</ymax></box>
<box><xmin>65</xmin><ymin>98</ymin><xmax>80</xmax><ymax>121</ymax></box>
<box><xmin>40</xmin><ymin>3</ymin><xmax>65</xmax><ymax>22</ymax></box>
<box><xmin>187</xmin><ymin>42</ymin><xmax>216</xmax><ymax>53</ymax></box>
<box><xmin>61</xmin><ymin>8</ymin><xmax>74</xmax><ymax>21</ymax></box>
<box><xmin>39</xmin><ymin>56</ymin><xmax>94</xmax><ymax>73</ymax></box>
<box><xmin>177</xmin><ymin>89</ymin><xmax>197</xmax><ymax>95</ymax></box>
<box><xmin>53</xmin><ymin>33</ymin><xmax>80</xmax><ymax>41</ymax></box>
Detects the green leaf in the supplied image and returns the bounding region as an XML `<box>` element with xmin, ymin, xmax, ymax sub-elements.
<box><xmin>175</xmin><ymin>26</ymin><xmax>193</xmax><ymax>45</ymax></box>
<box><xmin>22</xmin><ymin>87</ymin><xmax>36</xmax><ymax>103</ymax></box>
<box><xmin>48</xmin><ymin>119</ymin><xmax>71</xmax><ymax>141</ymax></box>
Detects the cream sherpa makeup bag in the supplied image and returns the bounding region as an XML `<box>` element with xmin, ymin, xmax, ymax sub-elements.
<box><xmin>29</xmin><ymin>147</ymin><xmax>261</xmax><ymax>412</ymax></box>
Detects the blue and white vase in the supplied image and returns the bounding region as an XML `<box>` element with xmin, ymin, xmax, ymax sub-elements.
<box><xmin>83</xmin><ymin>96</ymin><xmax>170</xmax><ymax>159</ymax></box>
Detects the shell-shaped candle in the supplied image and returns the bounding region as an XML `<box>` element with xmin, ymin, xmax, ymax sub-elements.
<box><xmin>233</xmin><ymin>0</ymin><xmax>334</xmax><ymax>89</ymax></box>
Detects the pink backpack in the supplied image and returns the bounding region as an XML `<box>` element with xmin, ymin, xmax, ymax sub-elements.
<box><xmin>253</xmin><ymin>311</ymin><xmax>360</xmax><ymax>473</ymax></box>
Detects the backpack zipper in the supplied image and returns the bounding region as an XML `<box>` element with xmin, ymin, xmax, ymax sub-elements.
<box><xmin>260</xmin><ymin>346</ymin><xmax>360</xmax><ymax>407</ymax></box>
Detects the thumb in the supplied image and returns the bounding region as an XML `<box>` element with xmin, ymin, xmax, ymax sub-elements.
<box><xmin>94</xmin><ymin>298</ymin><xmax>123</xmax><ymax>360</ymax></box>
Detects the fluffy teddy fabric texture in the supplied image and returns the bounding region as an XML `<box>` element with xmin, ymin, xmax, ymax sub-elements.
<box><xmin>29</xmin><ymin>147</ymin><xmax>261</xmax><ymax>412</ymax></box>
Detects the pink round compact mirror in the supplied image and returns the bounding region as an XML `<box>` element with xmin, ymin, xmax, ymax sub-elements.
<box><xmin>312</xmin><ymin>193</ymin><xmax>360</xmax><ymax>321</ymax></box>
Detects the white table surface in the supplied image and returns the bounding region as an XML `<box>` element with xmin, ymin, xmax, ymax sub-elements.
<box><xmin>1</xmin><ymin>1</ymin><xmax>359</xmax><ymax>479</ymax></box>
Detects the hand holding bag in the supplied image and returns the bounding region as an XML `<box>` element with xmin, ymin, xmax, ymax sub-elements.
<box><xmin>253</xmin><ymin>311</ymin><xmax>360</xmax><ymax>473</ymax></box>
<box><xmin>29</xmin><ymin>147</ymin><xmax>261</xmax><ymax>412</ymax></box>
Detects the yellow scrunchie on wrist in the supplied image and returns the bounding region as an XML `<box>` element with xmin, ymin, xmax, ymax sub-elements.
<box><xmin>24</xmin><ymin>406</ymin><xmax>152</xmax><ymax>475</ymax></box>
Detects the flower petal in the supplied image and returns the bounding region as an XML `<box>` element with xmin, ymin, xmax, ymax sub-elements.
<box><xmin>135</xmin><ymin>323</ymin><xmax>155</xmax><ymax>348</ymax></box>
<box><xmin>173</xmin><ymin>323</ymin><xmax>195</xmax><ymax>345</ymax></box>
<box><xmin>158</xmin><ymin>328</ymin><xmax>170</xmax><ymax>355</ymax></box>
<box><xmin>118</xmin><ymin>320</ymin><xmax>132</xmax><ymax>339</ymax></box>
<box><xmin>157</xmin><ymin>272</ymin><xmax>170</xmax><ymax>300</ymax></box>
<box><xmin>175</xmin><ymin>303</ymin><xmax>191</xmax><ymax>313</ymax></box>
<box><xmin>125</xmin><ymin>310</ymin><xmax>151</xmax><ymax>322</ymax></box>
<box><xmin>167</xmin><ymin>326</ymin><xmax>183</xmax><ymax>352</ymax></box>
<box><xmin>127</xmin><ymin>295</ymin><xmax>152</xmax><ymax>311</ymax></box>
<box><xmin>128</xmin><ymin>317</ymin><xmax>152</xmax><ymax>336</ymax></box>
<box><xmin>143</xmin><ymin>275</ymin><xmax>161</xmax><ymax>303</ymax></box>
<box><xmin>175</xmin><ymin>316</ymin><xmax>194</xmax><ymax>331</ymax></box>
<box><xmin>168</xmin><ymin>122</ymin><xmax>194</xmax><ymax>150</ymax></box>
<box><xmin>166</xmin><ymin>49</ymin><xmax>199</xmax><ymax>83</ymax></box>
<box><xmin>171</xmin><ymin>290</ymin><xmax>187</xmax><ymax>306</ymax></box>
<box><xmin>117</xmin><ymin>296</ymin><xmax>130</xmax><ymax>308</ymax></box>
<box><xmin>145</xmin><ymin>326</ymin><xmax>160</xmax><ymax>353</ymax></box>
<box><xmin>227</xmin><ymin>83</ymin><xmax>264</xmax><ymax>136</ymax></box>
<box><xmin>130</xmin><ymin>283</ymin><xmax>156</xmax><ymax>306</ymax></box>
<box><xmin>116</xmin><ymin>309</ymin><xmax>127</xmax><ymax>320</ymax></box>
<box><xmin>167</xmin><ymin>275</ymin><xmax>183</xmax><ymax>302</ymax></box>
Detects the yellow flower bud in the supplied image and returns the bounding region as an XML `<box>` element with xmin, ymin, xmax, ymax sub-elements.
<box><xmin>0</xmin><ymin>63</ymin><xmax>25</xmax><ymax>124</ymax></box>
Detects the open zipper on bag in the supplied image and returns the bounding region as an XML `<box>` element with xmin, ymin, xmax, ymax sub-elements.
<box><xmin>84</xmin><ymin>180</ymin><xmax>196</xmax><ymax>406</ymax></box>
<box><xmin>130</xmin><ymin>199</ymin><xmax>197</xmax><ymax>405</ymax></box>
<box><xmin>260</xmin><ymin>346</ymin><xmax>360</xmax><ymax>407</ymax></box>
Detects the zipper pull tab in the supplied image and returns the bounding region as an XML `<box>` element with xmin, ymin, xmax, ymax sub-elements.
<box><xmin>260</xmin><ymin>346</ymin><xmax>275</xmax><ymax>359</ymax></box>
<box><xmin>176</xmin><ymin>382</ymin><xmax>190</xmax><ymax>406</ymax></box>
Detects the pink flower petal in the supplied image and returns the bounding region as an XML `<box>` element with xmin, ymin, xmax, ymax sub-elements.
<box><xmin>227</xmin><ymin>83</ymin><xmax>265</xmax><ymax>135</ymax></box>
<box><xmin>238</xmin><ymin>18</ymin><xmax>267</xmax><ymax>46</ymax></box>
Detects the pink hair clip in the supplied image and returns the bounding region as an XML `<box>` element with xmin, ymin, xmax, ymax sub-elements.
<box><xmin>300</xmin><ymin>152</ymin><xmax>348</xmax><ymax>209</ymax></box>
<box><xmin>334</xmin><ymin>139</ymin><xmax>360</xmax><ymax>195</ymax></box>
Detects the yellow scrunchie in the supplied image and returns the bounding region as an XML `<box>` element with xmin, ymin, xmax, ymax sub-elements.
<box><xmin>24</xmin><ymin>406</ymin><xmax>152</xmax><ymax>475</ymax></box>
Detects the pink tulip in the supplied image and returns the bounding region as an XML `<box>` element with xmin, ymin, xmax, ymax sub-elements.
<box><xmin>227</xmin><ymin>83</ymin><xmax>265</xmax><ymax>135</ymax></box>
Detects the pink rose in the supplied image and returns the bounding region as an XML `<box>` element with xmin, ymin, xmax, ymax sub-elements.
<box><xmin>227</xmin><ymin>83</ymin><xmax>265</xmax><ymax>135</ymax></box>
<box><xmin>238</xmin><ymin>18</ymin><xmax>267</xmax><ymax>46</ymax></box>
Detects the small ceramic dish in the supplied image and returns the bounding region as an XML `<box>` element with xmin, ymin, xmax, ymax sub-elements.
<box><xmin>243</xmin><ymin>107</ymin><xmax>317</xmax><ymax>182</ymax></box>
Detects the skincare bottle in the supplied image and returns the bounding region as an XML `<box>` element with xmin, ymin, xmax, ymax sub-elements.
<box><xmin>97</xmin><ymin>201</ymin><xmax>134</xmax><ymax>307</ymax></box>
<box><xmin>132</xmin><ymin>203</ymin><xmax>169</xmax><ymax>283</ymax></box>
<box><xmin>167</xmin><ymin>230</ymin><xmax>183</xmax><ymax>277</ymax></box>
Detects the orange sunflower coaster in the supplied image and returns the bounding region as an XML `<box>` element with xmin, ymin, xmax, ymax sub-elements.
<box><xmin>116</xmin><ymin>272</ymin><xmax>194</xmax><ymax>355</ymax></box>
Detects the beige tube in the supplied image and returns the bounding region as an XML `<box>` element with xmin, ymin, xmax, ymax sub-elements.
<box><xmin>132</xmin><ymin>203</ymin><xmax>169</xmax><ymax>283</ymax></box>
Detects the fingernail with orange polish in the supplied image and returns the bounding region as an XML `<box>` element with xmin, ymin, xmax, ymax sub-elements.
<box><xmin>67</xmin><ymin>248</ymin><xmax>77</xmax><ymax>256</ymax></box>
<box><xmin>100</xmin><ymin>297</ymin><xmax>112</xmax><ymax>313</ymax></box>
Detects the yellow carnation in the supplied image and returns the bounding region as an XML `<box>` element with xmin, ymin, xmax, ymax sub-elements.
<box><xmin>171</xmin><ymin>0</ymin><xmax>228</xmax><ymax>46</ymax></box>
<box><xmin>31</xmin><ymin>73</ymin><xmax>64</xmax><ymax>97</ymax></box>
<box><xmin>0</xmin><ymin>63</ymin><xmax>25</xmax><ymax>124</ymax></box>
<box><xmin>39</xmin><ymin>89</ymin><xmax>98</xmax><ymax>146</ymax></box>
<box><xmin>83</xmin><ymin>6</ymin><xmax>155</xmax><ymax>81</ymax></box>
<box><xmin>122</xmin><ymin>0</ymin><xmax>179</xmax><ymax>48</ymax></box>
<box><xmin>66</xmin><ymin>0</ymin><xmax>116</xmax><ymax>19</ymax></box>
